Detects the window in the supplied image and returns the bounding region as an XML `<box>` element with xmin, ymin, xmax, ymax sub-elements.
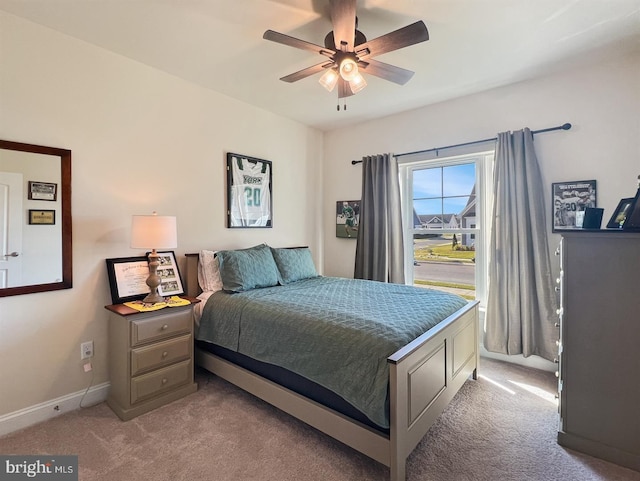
<box><xmin>399</xmin><ymin>151</ymin><xmax>493</xmax><ymax>306</ymax></box>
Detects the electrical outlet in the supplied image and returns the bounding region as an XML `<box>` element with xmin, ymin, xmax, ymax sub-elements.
<box><xmin>80</xmin><ymin>341</ymin><xmax>94</xmax><ymax>360</ymax></box>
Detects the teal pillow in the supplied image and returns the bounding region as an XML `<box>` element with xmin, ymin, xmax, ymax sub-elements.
<box><xmin>217</xmin><ymin>244</ymin><xmax>279</xmax><ymax>292</ymax></box>
<box><xmin>271</xmin><ymin>247</ymin><xmax>318</xmax><ymax>284</ymax></box>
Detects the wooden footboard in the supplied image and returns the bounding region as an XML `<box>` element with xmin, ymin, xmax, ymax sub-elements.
<box><xmin>186</xmin><ymin>253</ymin><xmax>479</xmax><ymax>480</ymax></box>
<box><xmin>388</xmin><ymin>300</ymin><xmax>479</xmax><ymax>480</ymax></box>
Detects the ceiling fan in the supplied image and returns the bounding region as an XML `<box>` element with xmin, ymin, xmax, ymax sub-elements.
<box><xmin>263</xmin><ymin>0</ymin><xmax>429</xmax><ymax>109</ymax></box>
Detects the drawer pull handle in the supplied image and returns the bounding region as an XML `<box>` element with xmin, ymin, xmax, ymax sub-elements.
<box><xmin>161</xmin><ymin>324</ymin><xmax>169</xmax><ymax>330</ymax></box>
<box><xmin>162</xmin><ymin>351</ymin><xmax>168</xmax><ymax>358</ymax></box>
<box><xmin>162</xmin><ymin>378</ymin><xmax>168</xmax><ymax>385</ymax></box>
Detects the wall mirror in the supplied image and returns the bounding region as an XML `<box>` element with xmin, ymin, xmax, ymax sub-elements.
<box><xmin>0</xmin><ymin>139</ymin><xmax>72</xmax><ymax>296</ymax></box>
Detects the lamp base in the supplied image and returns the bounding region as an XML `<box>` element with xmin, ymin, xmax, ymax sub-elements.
<box><xmin>143</xmin><ymin>250</ymin><xmax>164</xmax><ymax>304</ymax></box>
<box><xmin>142</xmin><ymin>291</ymin><xmax>165</xmax><ymax>304</ymax></box>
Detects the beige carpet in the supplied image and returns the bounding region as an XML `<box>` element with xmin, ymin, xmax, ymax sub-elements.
<box><xmin>1</xmin><ymin>358</ymin><xmax>639</xmax><ymax>481</ymax></box>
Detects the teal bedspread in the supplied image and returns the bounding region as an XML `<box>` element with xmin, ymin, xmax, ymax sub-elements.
<box><xmin>196</xmin><ymin>276</ymin><xmax>468</xmax><ymax>428</ymax></box>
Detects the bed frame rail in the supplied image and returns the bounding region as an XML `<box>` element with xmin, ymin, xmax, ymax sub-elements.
<box><xmin>195</xmin><ymin>349</ymin><xmax>391</xmax><ymax>464</ymax></box>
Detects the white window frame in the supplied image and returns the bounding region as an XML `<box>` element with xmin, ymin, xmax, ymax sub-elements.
<box><xmin>398</xmin><ymin>150</ymin><xmax>494</xmax><ymax>308</ymax></box>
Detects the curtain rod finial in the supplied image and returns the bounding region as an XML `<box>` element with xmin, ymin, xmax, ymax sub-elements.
<box><xmin>561</xmin><ymin>123</ymin><xmax>572</xmax><ymax>130</ymax></box>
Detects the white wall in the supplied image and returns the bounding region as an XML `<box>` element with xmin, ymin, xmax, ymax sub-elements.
<box><xmin>323</xmin><ymin>52</ymin><xmax>640</xmax><ymax>278</ymax></box>
<box><xmin>0</xmin><ymin>12</ymin><xmax>323</xmax><ymax>418</ymax></box>
<box><xmin>323</xmin><ymin>52</ymin><xmax>640</xmax><ymax>369</ymax></box>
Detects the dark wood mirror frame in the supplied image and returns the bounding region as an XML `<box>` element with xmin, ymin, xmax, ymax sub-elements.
<box><xmin>0</xmin><ymin>139</ymin><xmax>72</xmax><ymax>297</ymax></box>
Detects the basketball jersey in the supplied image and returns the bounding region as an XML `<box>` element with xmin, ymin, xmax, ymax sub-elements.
<box><xmin>229</xmin><ymin>156</ymin><xmax>271</xmax><ymax>227</ymax></box>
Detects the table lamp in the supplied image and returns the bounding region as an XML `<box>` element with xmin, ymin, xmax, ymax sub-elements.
<box><xmin>130</xmin><ymin>212</ymin><xmax>177</xmax><ymax>303</ymax></box>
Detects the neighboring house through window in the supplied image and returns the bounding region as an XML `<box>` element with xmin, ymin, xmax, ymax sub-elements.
<box><xmin>399</xmin><ymin>149</ymin><xmax>494</xmax><ymax>308</ymax></box>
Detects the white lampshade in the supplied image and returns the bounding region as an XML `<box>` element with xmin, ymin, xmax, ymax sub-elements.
<box><xmin>130</xmin><ymin>213</ymin><xmax>177</xmax><ymax>249</ymax></box>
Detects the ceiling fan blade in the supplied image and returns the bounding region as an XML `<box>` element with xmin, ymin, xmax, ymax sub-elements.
<box><xmin>263</xmin><ymin>30</ymin><xmax>335</xmax><ymax>58</ymax></box>
<box><xmin>280</xmin><ymin>62</ymin><xmax>335</xmax><ymax>83</ymax></box>
<box><xmin>358</xmin><ymin>59</ymin><xmax>415</xmax><ymax>85</ymax></box>
<box><xmin>355</xmin><ymin>21</ymin><xmax>429</xmax><ymax>59</ymax></box>
<box><xmin>338</xmin><ymin>78</ymin><xmax>354</xmax><ymax>98</ymax></box>
<box><xmin>330</xmin><ymin>0</ymin><xmax>356</xmax><ymax>52</ymax></box>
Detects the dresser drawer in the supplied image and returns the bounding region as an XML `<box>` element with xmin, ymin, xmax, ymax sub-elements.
<box><xmin>130</xmin><ymin>359</ymin><xmax>192</xmax><ymax>404</ymax></box>
<box><xmin>130</xmin><ymin>334</ymin><xmax>192</xmax><ymax>376</ymax></box>
<box><xmin>130</xmin><ymin>308</ymin><xmax>191</xmax><ymax>346</ymax></box>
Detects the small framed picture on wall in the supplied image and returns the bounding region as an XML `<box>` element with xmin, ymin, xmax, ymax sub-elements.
<box><xmin>336</xmin><ymin>200</ymin><xmax>360</xmax><ymax>238</ymax></box>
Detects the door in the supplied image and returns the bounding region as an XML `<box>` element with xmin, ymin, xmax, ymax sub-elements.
<box><xmin>0</xmin><ymin>172</ymin><xmax>23</xmax><ymax>287</ymax></box>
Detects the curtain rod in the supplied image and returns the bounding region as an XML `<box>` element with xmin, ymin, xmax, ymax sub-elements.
<box><xmin>351</xmin><ymin>122</ymin><xmax>572</xmax><ymax>165</ymax></box>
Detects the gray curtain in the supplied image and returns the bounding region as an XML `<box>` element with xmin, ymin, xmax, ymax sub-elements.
<box><xmin>485</xmin><ymin>129</ymin><xmax>557</xmax><ymax>361</ymax></box>
<box><xmin>354</xmin><ymin>153</ymin><xmax>405</xmax><ymax>283</ymax></box>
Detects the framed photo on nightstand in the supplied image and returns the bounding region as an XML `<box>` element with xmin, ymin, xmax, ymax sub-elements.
<box><xmin>105</xmin><ymin>256</ymin><xmax>149</xmax><ymax>304</ymax></box>
<box><xmin>151</xmin><ymin>251</ymin><xmax>184</xmax><ymax>297</ymax></box>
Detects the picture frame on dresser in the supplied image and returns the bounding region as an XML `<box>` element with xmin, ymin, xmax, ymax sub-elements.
<box><xmin>105</xmin><ymin>256</ymin><xmax>149</xmax><ymax>304</ymax></box>
<box><xmin>622</xmin><ymin>189</ymin><xmax>640</xmax><ymax>231</ymax></box>
<box><xmin>552</xmin><ymin>179</ymin><xmax>597</xmax><ymax>232</ymax></box>
<box><xmin>606</xmin><ymin>197</ymin><xmax>634</xmax><ymax>229</ymax></box>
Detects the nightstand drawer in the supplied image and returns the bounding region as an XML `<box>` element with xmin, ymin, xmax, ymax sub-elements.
<box><xmin>130</xmin><ymin>308</ymin><xmax>191</xmax><ymax>346</ymax></box>
<box><xmin>130</xmin><ymin>359</ymin><xmax>192</xmax><ymax>404</ymax></box>
<box><xmin>130</xmin><ymin>334</ymin><xmax>192</xmax><ymax>376</ymax></box>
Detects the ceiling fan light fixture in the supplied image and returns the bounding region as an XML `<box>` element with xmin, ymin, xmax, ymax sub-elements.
<box><xmin>339</xmin><ymin>57</ymin><xmax>359</xmax><ymax>81</ymax></box>
<box><xmin>319</xmin><ymin>68</ymin><xmax>339</xmax><ymax>92</ymax></box>
<box><xmin>348</xmin><ymin>73</ymin><xmax>367</xmax><ymax>93</ymax></box>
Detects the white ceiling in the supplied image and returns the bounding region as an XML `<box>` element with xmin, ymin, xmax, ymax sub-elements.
<box><xmin>1</xmin><ymin>0</ymin><xmax>639</xmax><ymax>131</ymax></box>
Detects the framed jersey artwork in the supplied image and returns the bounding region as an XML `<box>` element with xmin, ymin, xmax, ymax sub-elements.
<box><xmin>551</xmin><ymin>179</ymin><xmax>596</xmax><ymax>232</ymax></box>
<box><xmin>227</xmin><ymin>152</ymin><xmax>273</xmax><ymax>228</ymax></box>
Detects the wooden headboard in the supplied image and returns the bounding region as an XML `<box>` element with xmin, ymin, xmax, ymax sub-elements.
<box><xmin>184</xmin><ymin>253</ymin><xmax>201</xmax><ymax>298</ymax></box>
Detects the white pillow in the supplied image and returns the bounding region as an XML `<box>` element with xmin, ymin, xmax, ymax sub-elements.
<box><xmin>198</xmin><ymin>250</ymin><xmax>223</xmax><ymax>293</ymax></box>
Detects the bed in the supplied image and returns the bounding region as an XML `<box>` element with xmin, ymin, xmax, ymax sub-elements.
<box><xmin>185</xmin><ymin>245</ymin><xmax>479</xmax><ymax>481</ymax></box>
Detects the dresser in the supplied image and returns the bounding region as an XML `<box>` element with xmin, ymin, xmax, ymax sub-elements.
<box><xmin>556</xmin><ymin>231</ymin><xmax>640</xmax><ymax>471</ymax></box>
<box><xmin>105</xmin><ymin>299</ymin><xmax>199</xmax><ymax>420</ymax></box>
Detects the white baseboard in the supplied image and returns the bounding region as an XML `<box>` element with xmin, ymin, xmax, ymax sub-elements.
<box><xmin>0</xmin><ymin>382</ymin><xmax>110</xmax><ymax>437</ymax></box>
<box><xmin>480</xmin><ymin>346</ymin><xmax>556</xmax><ymax>372</ymax></box>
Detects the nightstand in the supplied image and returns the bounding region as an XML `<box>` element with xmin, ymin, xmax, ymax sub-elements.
<box><xmin>105</xmin><ymin>298</ymin><xmax>199</xmax><ymax>420</ymax></box>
